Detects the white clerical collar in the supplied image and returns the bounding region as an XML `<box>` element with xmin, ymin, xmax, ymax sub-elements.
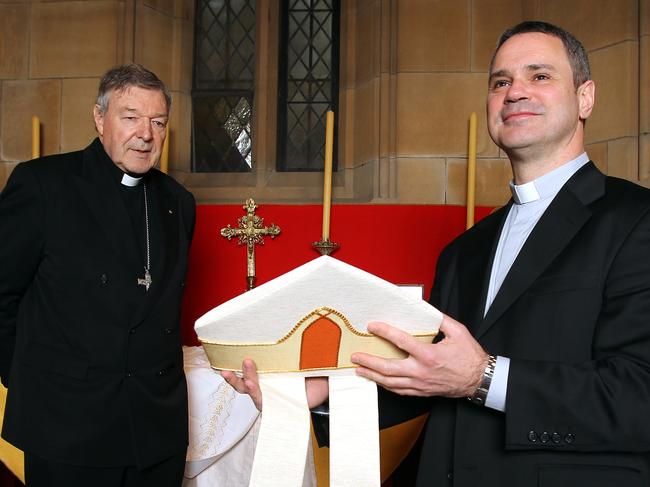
<box><xmin>510</xmin><ymin>180</ymin><xmax>540</xmax><ymax>204</ymax></box>
<box><xmin>121</xmin><ymin>173</ymin><xmax>143</xmax><ymax>187</ymax></box>
<box><xmin>509</xmin><ymin>152</ymin><xmax>590</xmax><ymax>205</ymax></box>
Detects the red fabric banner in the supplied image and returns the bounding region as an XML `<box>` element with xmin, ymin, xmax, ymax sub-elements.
<box><xmin>181</xmin><ymin>204</ymin><xmax>493</xmax><ymax>345</ymax></box>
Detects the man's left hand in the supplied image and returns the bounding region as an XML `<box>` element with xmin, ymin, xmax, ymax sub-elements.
<box><xmin>351</xmin><ymin>314</ymin><xmax>488</xmax><ymax>398</ymax></box>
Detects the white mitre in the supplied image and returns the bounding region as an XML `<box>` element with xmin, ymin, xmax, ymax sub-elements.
<box><xmin>195</xmin><ymin>255</ymin><xmax>442</xmax><ymax>487</ymax></box>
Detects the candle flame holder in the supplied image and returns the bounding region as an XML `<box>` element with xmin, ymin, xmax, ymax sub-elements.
<box><xmin>312</xmin><ymin>239</ymin><xmax>339</xmax><ymax>256</ymax></box>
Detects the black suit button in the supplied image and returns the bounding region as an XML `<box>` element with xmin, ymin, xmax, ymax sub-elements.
<box><xmin>540</xmin><ymin>431</ymin><xmax>550</xmax><ymax>443</ymax></box>
<box><xmin>129</xmin><ymin>328</ymin><xmax>136</xmax><ymax>334</ymax></box>
<box><xmin>125</xmin><ymin>371</ymin><xmax>132</xmax><ymax>378</ymax></box>
<box><xmin>157</xmin><ymin>368</ymin><xmax>167</xmax><ymax>376</ymax></box>
<box><xmin>447</xmin><ymin>471</ymin><xmax>453</xmax><ymax>480</ymax></box>
<box><xmin>180</xmin><ymin>281</ymin><xmax>185</xmax><ymax>288</ymax></box>
<box><xmin>527</xmin><ymin>430</ymin><xmax>538</xmax><ymax>443</ymax></box>
<box><xmin>551</xmin><ymin>432</ymin><xmax>561</xmax><ymax>444</ymax></box>
<box><xmin>100</xmin><ymin>274</ymin><xmax>108</xmax><ymax>284</ymax></box>
<box><xmin>564</xmin><ymin>433</ymin><xmax>575</xmax><ymax>444</ymax></box>
<box><xmin>164</xmin><ymin>328</ymin><xmax>172</xmax><ymax>335</ymax></box>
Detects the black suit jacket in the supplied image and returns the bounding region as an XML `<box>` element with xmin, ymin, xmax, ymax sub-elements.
<box><xmin>380</xmin><ymin>162</ymin><xmax>650</xmax><ymax>486</ymax></box>
<box><xmin>0</xmin><ymin>139</ymin><xmax>195</xmax><ymax>468</ymax></box>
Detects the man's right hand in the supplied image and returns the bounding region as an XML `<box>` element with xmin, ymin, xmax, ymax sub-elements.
<box><xmin>222</xmin><ymin>359</ymin><xmax>263</xmax><ymax>410</ymax></box>
<box><xmin>221</xmin><ymin>359</ymin><xmax>330</xmax><ymax>411</ymax></box>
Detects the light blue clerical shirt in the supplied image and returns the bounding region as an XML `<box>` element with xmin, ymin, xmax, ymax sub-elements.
<box><xmin>483</xmin><ymin>153</ymin><xmax>590</xmax><ymax>412</ymax></box>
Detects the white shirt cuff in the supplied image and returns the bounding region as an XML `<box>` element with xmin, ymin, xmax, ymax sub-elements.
<box><xmin>484</xmin><ymin>355</ymin><xmax>509</xmax><ymax>412</ymax></box>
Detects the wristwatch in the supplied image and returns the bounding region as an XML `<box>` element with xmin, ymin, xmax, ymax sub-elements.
<box><xmin>467</xmin><ymin>355</ymin><xmax>497</xmax><ymax>406</ymax></box>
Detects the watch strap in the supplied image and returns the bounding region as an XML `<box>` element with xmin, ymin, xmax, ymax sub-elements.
<box><xmin>467</xmin><ymin>355</ymin><xmax>497</xmax><ymax>406</ymax></box>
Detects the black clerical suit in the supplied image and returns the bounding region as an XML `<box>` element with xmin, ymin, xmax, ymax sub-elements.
<box><xmin>0</xmin><ymin>139</ymin><xmax>195</xmax><ymax>472</ymax></box>
<box><xmin>380</xmin><ymin>162</ymin><xmax>650</xmax><ymax>486</ymax></box>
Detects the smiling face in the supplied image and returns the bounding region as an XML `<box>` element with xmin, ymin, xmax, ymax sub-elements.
<box><xmin>487</xmin><ymin>32</ymin><xmax>594</xmax><ymax>180</ymax></box>
<box><xmin>93</xmin><ymin>86</ymin><xmax>168</xmax><ymax>175</ymax></box>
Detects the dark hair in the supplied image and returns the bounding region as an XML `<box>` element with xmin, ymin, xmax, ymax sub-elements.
<box><xmin>490</xmin><ymin>21</ymin><xmax>591</xmax><ymax>88</ymax></box>
<box><xmin>95</xmin><ymin>63</ymin><xmax>171</xmax><ymax>114</ymax></box>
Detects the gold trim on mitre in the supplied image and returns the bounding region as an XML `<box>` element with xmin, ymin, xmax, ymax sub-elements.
<box><xmin>200</xmin><ymin>306</ymin><xmax>437</xmax><ymax>374</ymax></box>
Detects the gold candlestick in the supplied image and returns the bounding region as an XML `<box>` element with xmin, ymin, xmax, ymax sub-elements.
<box><xmin>312</xmin><ymin>239</ymin><xmax>339</xmax><ymax>256</ymax></box>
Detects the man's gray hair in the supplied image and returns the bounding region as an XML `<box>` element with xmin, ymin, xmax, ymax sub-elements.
<box><xmin>95</xmin><ymin>63</ymin><xmax>172</xmax><ymax>115</ymax></box>
<box><xmin>489</xmin><ymin>21</ymin><xmax>591</xmax><ymax>89</ymax></box>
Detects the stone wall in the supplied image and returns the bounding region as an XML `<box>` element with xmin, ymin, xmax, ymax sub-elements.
<box><xmin>341</xmin><ymin>0</ymin><xmax>648</xmax><ymax>206</ymax></box>
<box><xmin>1</xmin><ymin>0</ymin><xmax>647</xmax><ymax>208</ymax></box>
<box><xmin>0</xmin><ymin>0</ymin><xmax>193</xmax><ymax>186</ymax></box>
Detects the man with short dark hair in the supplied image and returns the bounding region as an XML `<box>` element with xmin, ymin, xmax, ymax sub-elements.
<box><xmin>352</xmin><ymin>20</ymin><xmax>650</xmax><ymax>486</ymax></box>
<box><xmin>0</xmin><ymin>64</ymin><xmax>195</xmax><ymax>486</ymax></box>
<box><xmin>227</xmin><ymin>21</ymin><xmax>650</xmax><ymax>485</ymax></box>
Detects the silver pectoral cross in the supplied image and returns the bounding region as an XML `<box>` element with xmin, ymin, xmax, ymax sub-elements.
<box><xmin>138</xmin><ymin>268</ymin><xmax>152</xmax><ymax>291</ymax></box>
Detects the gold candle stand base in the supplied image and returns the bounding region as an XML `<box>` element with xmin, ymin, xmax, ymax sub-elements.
<box><xmin>312</xmin><ymin>239</ymin><xmax>340</xmax><ymax>256</ymax></box>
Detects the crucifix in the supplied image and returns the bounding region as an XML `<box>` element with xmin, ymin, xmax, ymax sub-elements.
<box><xmin>221</xmin><ymin>198</ymin><xmax>281</xmax><ymax>290</ymax></box>
<box><xmin>137</xmin><ymin>269</ymin><xmax>152</xmax><ymax>291</ymax></box>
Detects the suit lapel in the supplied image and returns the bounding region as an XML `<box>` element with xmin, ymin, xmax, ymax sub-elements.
<box><xmin>73</xmin><ymin>142</ymin><xmax>141</xmax><ymax>270</ymax></box>
<box><xmin>458</xmin><ymin>205</ymin><xmax>510</xmax><ymax>331</ymax></box>
<box><xmin>475</xmin><ymin>162</ymin><xmax>605</xmax><ymax>339</ymax></box>
<box><xmin>130</xmin><ymin>176</ymin><xmax>180</xmax><ymax>326</ymax></box>
<box><xmin>71</xmin><ymin>141</ymin><xmax>183</xmax><ymax>327</ymax></box>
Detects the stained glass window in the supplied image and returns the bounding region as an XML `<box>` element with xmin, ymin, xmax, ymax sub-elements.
<box><xmin>277</xmin><ymin>0</ymin><xmax>340</xmax><ymax>171</ymax></box>
<box><xmin>192</xmin><ymin>0</ymin><xmax>256</xmax><ymax>172</ymax></box>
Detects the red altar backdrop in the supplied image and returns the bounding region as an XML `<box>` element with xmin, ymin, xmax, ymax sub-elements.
<box><xmin>180</xmin><ymin>204</ymin><xmax>493</xmax><ymax>345</ymax></box>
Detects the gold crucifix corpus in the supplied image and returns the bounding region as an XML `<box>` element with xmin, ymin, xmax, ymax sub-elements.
<box><xmin>221</xmin><ymin>198</ymin><xmax>281</xmax><ymax>290</ymax></box>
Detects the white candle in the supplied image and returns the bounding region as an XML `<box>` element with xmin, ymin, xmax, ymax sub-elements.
<box><xmin>160</xmin><ymin>124</ymin><xmax>170</xmax><ymax>174</ymax></box>
<box><xmin>31</xmin><ymin>116</ymin><xmax>40</xmax><ymax>159</ymax></box>
<box><xmin>322</xmin><ymin>111</ymin><xmax>334</xmax><ymax>240</ymax></box>
<box><xmin>466</xmin><ymin>112</ymin><xmax>477</xmax><ymax>230</ymax></box>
